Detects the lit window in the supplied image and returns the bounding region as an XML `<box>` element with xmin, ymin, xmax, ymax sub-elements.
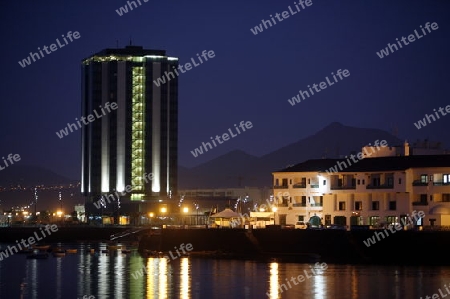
<box><xmin>420</xmin><ymin>174</ymin><xmax>428</xmax><ymax>183</ymax></box>
<box><xmin>444</xmin><ymin>174</ymin><xmax>449</xmax><ymax>184</ymax></box>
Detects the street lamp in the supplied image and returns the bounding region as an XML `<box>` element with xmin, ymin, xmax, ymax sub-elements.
<box><xmin>34</xmin><ymin>187</ymin><xmax>38</xmax><ymax>216</ymax></box>
<box><xmin>160</xmin><ymin>206</ymin><xmax>167</xmax><ymax>227</ymax></box>
<box><xmin>148</xmin><ymin>212</ymin><xmax>154</xmax><ymax>225</ymax></box>
<box><xmin>194</xmin><ymin>203</ymin><xmax>199</xmax><ymax>225</ymax></box>
<box><xmin>58</xmin><ymin>191</ymin><xmax>63</xmax><ymax>224</ymax></box>
<box><xmin>57</xmin><ymin>210</ymin><xmax>63</xmax><ymax>220</ymax></box>
<box><xmin>272</xmin><ymin>207</ymin><xmax>278</xmax><ymax>225</ymax></box>
<box><xmin>182</xmin><ymin>207</ymin><xmax>189</xmax><ymax>226</ymax></box>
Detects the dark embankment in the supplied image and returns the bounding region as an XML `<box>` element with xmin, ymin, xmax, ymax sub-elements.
<box><xmin>138</xmin><ymin>228</ymin><xmax>450</xmax><ymax>265</ymax></box>
<box><xmin>350</xmin><ymin>229</ymin><xmax>450</xmax><ymax>265</ymax></box>
<box><xmin>138</xmin><ymin>229</ymin><xmax>256</xmax><ymax>256</ymax></box>
<box><xmin>138</xmin><ymin>228</ymin><xmax>361</xmax><ymax>263</ymax></box>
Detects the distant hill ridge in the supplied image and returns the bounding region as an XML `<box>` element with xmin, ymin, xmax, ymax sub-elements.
<box><xmin>179</xmin><ymin>122</ymin><xmax>404</xmax><ymax>188</ymax></box>
<box><xmin>0</xmin><ymin>122</ymin><xmax>412</xmax><ymax>189</ymax></box>
<box><xmin>0</xmin><ymin>165</ymin><xmax>75</xmax><ymax>187</ymax></box>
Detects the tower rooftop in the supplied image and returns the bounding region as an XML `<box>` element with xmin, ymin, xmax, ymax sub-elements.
<box><xmin>82</xmin><ymin>46</ymin><xmax>174</xmax><ymax>62</ymax></box>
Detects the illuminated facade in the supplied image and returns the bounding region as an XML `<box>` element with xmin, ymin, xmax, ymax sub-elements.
<box><xmin>272</xmin><ymin>154</ymin><xmax>450</xmax><ymax>227</ymax></box>
<box><xmin>81</xmin><ymin>46</ymin><xmax>178</xmax><ymax>203</ymax></box>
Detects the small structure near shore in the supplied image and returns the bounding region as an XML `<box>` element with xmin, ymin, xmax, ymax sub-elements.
<box><xmin>209</xmin><ymin>208</ymin><xmax>243</xmax><ymax>228</ymax></box>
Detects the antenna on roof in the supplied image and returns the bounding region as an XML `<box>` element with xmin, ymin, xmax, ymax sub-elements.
<box><xmin>129</xmin><ymin>36</ymin><xmax>132</xmax><ymax>46</ymax></box>
<box><xmin>116</xmin><ymin>40</ymin><xmax>119</xmax><ymax>48</ymax></box>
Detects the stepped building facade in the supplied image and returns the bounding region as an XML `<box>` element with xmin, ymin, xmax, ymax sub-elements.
<box><xmin>272</xmin><ymin>143</ymin><xmax>450</xmax><ymax>227</ymax></box>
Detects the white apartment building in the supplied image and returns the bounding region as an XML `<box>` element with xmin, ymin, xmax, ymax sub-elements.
<box><xmin>272</xmin><ymin>148</ymin><xmax>450</xmax><ymax>228</ymax></box>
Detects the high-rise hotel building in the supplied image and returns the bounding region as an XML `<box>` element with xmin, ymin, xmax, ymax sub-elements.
<box><xmin>81</xmin><ymin>46</ymin><xmax>178</xmax><ymax>204</ymax></box>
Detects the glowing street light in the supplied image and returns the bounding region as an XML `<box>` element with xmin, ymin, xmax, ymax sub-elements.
<box><xmin>159</xmin><ymin>205</ymin><xmax>168</xmax><ymax>227</ymax></box>
<box><xmin>272</xmin><ymin>207</ymin><xmax>278</xmax><ymax>225</ymax></box>
<box><xmin>34</xmin><ymin>187</ymin><xmax>38</xmax><ymax>215</ymax></box>
<box><xmin>181</xmin><ymin>207</ymin><xmax>189</xmax><ymax>226</ymax></box>
<box><xmin>148</xmin><ymin>212</ymin><xmax>154</xmax><ymax>226</ymax></box>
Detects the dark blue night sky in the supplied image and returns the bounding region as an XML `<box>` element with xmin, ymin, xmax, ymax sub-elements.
<box><xmin>1</xmin><ymin>0</ymin><xmax>449</xmax><ymax>180</ymax></box>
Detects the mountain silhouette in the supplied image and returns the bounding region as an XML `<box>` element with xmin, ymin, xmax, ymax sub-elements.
<box><xmin>179</xmin><ymin>122</ymin><xmax>404</xmax><ymax>188</ymax></box>
<box><xmin>0</xmin><ymin>164</ymin><xmax>75</xmax><ymax>187</ymax></box>
<box><xmin>0</xmin><ymin>122</ymin><xmax>421</xmax><ymax>192</ymax></box>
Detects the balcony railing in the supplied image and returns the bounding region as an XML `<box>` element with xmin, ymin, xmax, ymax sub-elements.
<box><xmin>412</xmin><ymin>201</ymin><xmax>428</xmax><ymax>206</ymax></box>
<box><xmin>331</xmin><ymin>185</ymin><xmax>356</xmax><ymax>190</ymax></box>
<box><xmin>366</xmin><ymin>184</ymin><xmax>394</xmax><ymax>189</ymax></box>
<box><xmin>412</xmin><ymin>180</ymin><xmax>428</xmax><ymax>186</ymax></box>
<box><xmin>310</xmin><ymin>203</ymin><xmax>323</xmax><ymax>207</ymax></box>
<box><xmin>292</xmin><ymin>183</ymin><xmax>306</xmax><ymax>188</ymax></box>
<box><xmin>310</xmin><ymin>184</ymin><xmax>320</xmax><ymax>188</ymax></box>
<box><xmin>292</xmin><ymin>203</ymin><xmax>323</xmax><ymax>208</ymax></box>
<box><xmin>278</xmin><ymin>203</ymin><xmax>289</xmax><ymax>207</ymax></box>
<box><xmin>273</xmin><ymin>185</ymin><xmax>288</xmax><ymax>189</ymax></box>
<box><xmin>433</xmin><ymin>181</ymin><xmax>450</xmax><ymax>186</ymax></box>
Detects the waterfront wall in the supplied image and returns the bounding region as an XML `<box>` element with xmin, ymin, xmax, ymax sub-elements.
<box><xmin>139</xmin><ymin>228</ymin><xmax>450</xmax><ymax>265</ymax></box>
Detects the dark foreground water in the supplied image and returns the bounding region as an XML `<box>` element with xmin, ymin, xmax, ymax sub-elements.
<box><xmin>0</xmin><ymin>242</ymin><xmax>449</xmax><ymax>299</ymax></box>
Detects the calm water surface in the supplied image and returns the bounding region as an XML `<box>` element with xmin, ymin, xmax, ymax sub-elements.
<box><xmin>0</xmin><ymin>242</ymin><xmax>449</xmax><ymax>299</ymax></box>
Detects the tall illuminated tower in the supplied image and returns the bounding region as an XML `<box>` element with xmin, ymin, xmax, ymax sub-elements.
<box><xmin>81</xmin><ymin>45</ymin><xmax>178</xmax><ymax>204</ymax></box>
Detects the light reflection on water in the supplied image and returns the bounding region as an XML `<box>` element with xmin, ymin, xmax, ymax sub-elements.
<box><xmin>313</xmin><ymin>270</ymin><xmax>326</xmax><ymax>299</ymax></box>
<box><xmin>56</xmin><ymin>257</ymin><xmax>62</xmax><ymax>299</ymax></box>
<box><xmin>1</xmin><ymin>242</ymin><xmax>450</xmax><ymax>298</ymax></box>
<box><xmin>158</xmin><ymin>258</ymin><xmax>168</xmax><ymax>299</ymax></box>
<box><xmin>268</xmin><ymin>262</ymin><xmax>278</xmax><ymax>299</ymax></box>
<box><xmin>180</xmin><ymin>257</ymin><xmax>189</xmax><ymax>299</ymax></box>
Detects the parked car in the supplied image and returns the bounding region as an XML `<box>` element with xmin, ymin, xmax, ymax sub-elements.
<box><xmin>295</xmin><ymin>221</ymin><xmax>307</xmax><ymax>229</ymax></box>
